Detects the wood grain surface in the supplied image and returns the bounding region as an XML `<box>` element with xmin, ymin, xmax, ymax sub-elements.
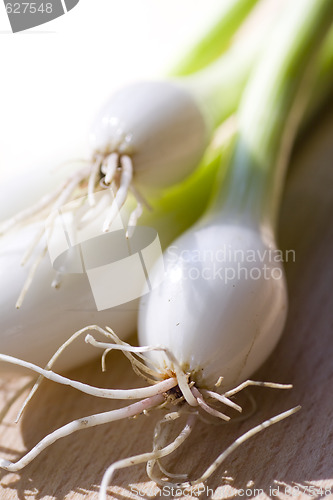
<box><xmin>0</xmin><ymin>105</ymin><xmax>332</xmax><ymax>500</ymax></box>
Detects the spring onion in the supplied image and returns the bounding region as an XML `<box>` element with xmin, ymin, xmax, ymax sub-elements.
<box><xmin>1</xmin><ymin>1</ymin><xmax>331</xmax><ymax>497</ymax></box>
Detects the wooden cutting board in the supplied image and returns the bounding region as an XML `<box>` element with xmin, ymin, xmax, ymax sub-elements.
<box><xmin>0</xmin><ymin>105</ymin><xmax>332</xmax><ymax>500</ymax></box>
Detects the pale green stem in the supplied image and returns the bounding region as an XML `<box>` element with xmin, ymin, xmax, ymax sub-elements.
<box><xmin>140</xmin><ymin>15</ymin><xmax>333</xmax><ymax>250</ymax></box>
<box><xmin>185</xmin><ymin>32</ymin><xmax>262</xmax><ymax>131</ymax></box>
<box><xmin>169</xmin><ymin>0</ymin><xmax>259</xmax><ymax>77</ymax></box>
<box><xmin>210</xmin><ymin>0</ymin><xmax>333</xmax><ymax>233</ymax></box>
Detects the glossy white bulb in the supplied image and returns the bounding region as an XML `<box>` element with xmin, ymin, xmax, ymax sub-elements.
<box><xmin>138</xmin><ymin>220</ymin><xmax>288</xmax><ymax>390</ymax></box>
<box><xmin>90</xmin><ymin>80</ymin><xmax>209</xmax><ymax>188</ymax></box>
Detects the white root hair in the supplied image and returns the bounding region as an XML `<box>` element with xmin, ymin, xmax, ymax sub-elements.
<box><xmin>103</xmin><ymin>155</ymin><xmax>133</xmax><ymax>233</ymax></box>
<box><xmin>1</xmin><ymin>151</ymin><xmax>145</xmax><ymax>307</ymax></box>
<box><xmin>16</xmin><ymin>325</ymin><xmax>164</xmax><ymax>423</ymax></box>
<box><xmin>201</xmin><ymin>389</ymin><xmax>242</xmax><ymax>413</ymax></box>
<box><xmin>126</xmin><ymin>200</ymin><xmax>143</xmax><ymax>239</ymax></box>
<box><xmin>224</xmin><ymin>380</ymin><xmax>293</xmax><ymax>397</ymax></box>
<box><xmin>0</xmin><ymin>182</ymin><xmax>66</xmax><ymax>235</ymax></box>
<box><xmin>0</xmin><ymin>353</ymin><xmax>177</xmax><ymax>402</ymax></box>
<box><xmin>99</xmin><ymin>412</ymin><xmax>196</xmax><ymax>500</ymax></box>
<box><xmin>92</xmin><ymin>325</ymin><xmax>163</xmax><ymax>378</ymax></box>
<box><xmin>100</xmin><ymin>153</ymin><xmax>119</xmax><ymax>188</ymax></box>
<box><xmin>87</xmin><ymin>155</ymin><xmax>103</xmax><ymax>206</ymax></box>
<box><xmin>176</xmin><ymin>406</ymin><xmax>301</xmax><ymax>488</ymax></box>
<box><xmin>20</xmin><ymin>225</ymin><xmax>45</xmax><ymax>266</ymax></box>
<box><xmin>15</xmin><ymin>246</ymin><xmax>48</xmax><ymax>309</ymax></box>
<box><xmin>15</xmin><ymin>166</ymin><xmax>91</xmax><ymax>309</ymax></box>
<box><xmin>144</xmin><ymin>406</ymin><xmax>300</xmax><ymax>492</ymax></box>
<box><xmin>147</xmin><ymin>411</ymin><xmax>192</xmax><ymax>484</ymax></box>
<box><xmin>0</xmin><ymin>325</ymin><xmax>299</xmax><ymax>499</ymax></box>
<box><xmin>76</xmin><ymin>192</ymin><xmax>112</xmax><ymax>230</ymax></box>
<box><xmin>191</xmin><ymin>386</ymin><xmax>230</xmax><ymax>422</ymax></box>
<box><xmin>84</xmin><ymin>333</ymin><xmax>197</xmax><ymax>407</ymax></box>
<box><xmin>51</xmin><ymin>271</ymin><xmax>63</xmax><ymax>289</ymax></box>
<box><xmin>125</xmin><ymin>185</ymin><xmax>150</xmax><ymax>239</ymax></box>
<box><xmin>0</xmin><ymin>394</ymin><xmax>165</xmax><ymax>473</ymax></box>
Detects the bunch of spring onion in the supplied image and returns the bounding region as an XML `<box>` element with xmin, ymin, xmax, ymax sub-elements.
<box><xmin>1</xmin><ymin>0</ymin><xmax>332</xmax><ymax>374</ymax></box>
<box><xmin>1</xmin><ymin>0</ymin><xmax>333</xmax><ymax>498</ymax></box>
<box><xmin>0</xmin><ymin>0</ymin><xmax>275</xmax><ymax>370</ymax></box>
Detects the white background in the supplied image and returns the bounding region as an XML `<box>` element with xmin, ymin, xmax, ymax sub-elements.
<box><xmin>0</xmin><ymin>0</ymin><xmax>224</xmax><ymax>183</ymax></box>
